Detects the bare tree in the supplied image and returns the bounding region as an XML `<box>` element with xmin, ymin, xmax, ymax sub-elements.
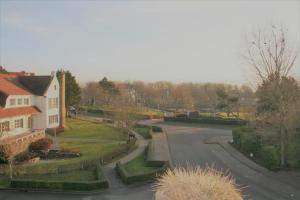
<box><xmin>244</xmin><ymin>26</ymin><xmax>298</xmax><ymax>82</ymax></box>
<box><xmin>244</xmin><ymin>25</ymin><xmax>300</xmax><ymax>166</ymax></box>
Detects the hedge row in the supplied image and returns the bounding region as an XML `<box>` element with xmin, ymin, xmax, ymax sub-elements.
<box><xmin>115</xmin><ymin>161</ymin><xmax>169</xmax><ymax>184</ymax></box>
<box><xmin>232</xmin><ymin>127</ymin><xmax>280</xmax><ymax>169</ymax></box>
<box><xmin>10</xmin><ymin>163</ymin><xmax>109</xmax><ymax>191</ymax></box>
<box><xmin>164</xmin><ymin>116</ymin><xmax>247</xmax><ymax>125</ymax></box>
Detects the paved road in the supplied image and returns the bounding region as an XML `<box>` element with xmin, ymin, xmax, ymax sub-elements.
<box><xmin>160</xmin><ymin>123</ymin><xmax>300</xmax><ymax>200</ymax></box>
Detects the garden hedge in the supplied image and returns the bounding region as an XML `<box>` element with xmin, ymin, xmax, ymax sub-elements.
<box><xmin>257</xmin><ymin>145</ymin><xmax>280</xmax><ymax>169</ymax></box>
<box><xmin>115</xmin><ymin>161</ymin><xmax>169</xmax><ymax>184</ymax></box>
<box><xmin>164</xmin><ymin>117</ymin><xmax>246</xmax><ymax>125</ymax></box>
<box><xmin>10</xmin><ymin>163</ymin><xmax>109</xmax><ymax>191</ymax></box>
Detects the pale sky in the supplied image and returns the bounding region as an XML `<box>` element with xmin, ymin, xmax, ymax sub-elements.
<box><xmin>0</xmin><ymin>0</ymin><xmax>299</xmax><ymax>85</ymax></box>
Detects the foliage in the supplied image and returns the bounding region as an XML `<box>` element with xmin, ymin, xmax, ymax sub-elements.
<box><xmin>164</xmin><ymin>116</ymin><xmax>246</xmax><ymax>125</ymax></box>
<box><xmin>116</xmin><ymin>151</ymin><xmax>169</xmax><ymax>184</ymax></box>
<box><xmin>98</xmin><ymin>77</ymin><xmax>120</xmax><ymax>105</ymax></box>
<box><xmin>10</xmin><ymin>164</ymin><xmax>108</xmax><ymax>191</ymax></box>
<box><xmin>152</xmin><ymin>126</ymin><xmax>163</xmax><ymax>133</ymax></box>
<box><xmin>14</xmin><ymin>152</ymin><xmax>37</xmax><ymax>163</ymax></box>
<box><xmin>82</xmin><ymin>80</ymin><xmax>254</xmax><ymax>112</ymax></box>
<box><xmin>0</xmin><ymin>145</ymin><xmax>11</xmax><ymax>164</ymax></box>
<box><xmin>134</xmin><ymin>127</ymin><xmax>152</xmax><ymax>139</ymax></box>
<box><xmin>257</xmin><ymin>146</ymin><xmax>280</xmax><ymax>169</ymax></box>
<box><xmin>154</xmin><ymin>166</ymin><xmax>242</xmax><ymax>200</ymax></box>
<box><xmin>0</xmin><ymin>66</ymin><xmax>8</xmax><ymax>74</ymax></box>
<box><xmin>256</xmin><ymin>75</ymin><xmax>300</xmax><ymax>166</ymax></box>
<box><xmin>29</xmin><ymin>138</ymin><xmax>53</xmax><ymax>152</ymax></box>
<box><xmin>232</xmin><ymin>127</ymin><xmax>261</xmax><ymax>155</ymax></box>
<box><xmin>57</xmin><ymin>70</ymin><xmax>81</xmax><ymax>107</ymax></box>
<box><xmin>216</xmin><ymin>89</ymin><xmax>240</xmax><ymax>118</ymax></box>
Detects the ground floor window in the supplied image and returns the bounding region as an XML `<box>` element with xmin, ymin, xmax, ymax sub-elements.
<box><xmin>14</xmin><ymin>119</ymin><xmax>23</xmax><ymax>128</ymax></box>
<box><xmin>48</xmin><ymin>115</ymin><xmax>58</xmax><ymax>125</ymax></box>
<box><xmin>0</xmin><ymin>121</ymin><xmax>10</xmax><ymax>132</ymax></box>
<box><xmin>28</xmin><ymin>117</ymin><xmax>33</xmax><ymax>129</ymax></box>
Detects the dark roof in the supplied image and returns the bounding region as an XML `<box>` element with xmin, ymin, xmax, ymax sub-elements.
<box><xmin>18</xmin><ymin>76</ymin><xmax>53</xmax><ymax>96</ymax></box>
<box><xmin>0</xmin><ymin>92</ymin><xmax>8</xmax><ymax>108</ymax></box>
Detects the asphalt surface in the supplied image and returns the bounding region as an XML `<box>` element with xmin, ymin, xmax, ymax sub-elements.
<box><xmin>160</xmin><ymin>123</ymin><xmax>300</xmax><ymax>200</ymax></box>
<box><xmin>1</xmin><ymin>121</ymin><xmax>299</xmax><ymax>200</ymax></box>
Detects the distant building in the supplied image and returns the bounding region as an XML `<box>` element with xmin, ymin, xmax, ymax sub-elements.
<box><xmin>0</xmin><ymin>70</ymin><xmax>65</xmax><ymax>156</ymax></box>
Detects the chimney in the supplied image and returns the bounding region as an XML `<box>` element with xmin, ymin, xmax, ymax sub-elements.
<box><xmin>59</xmin><ymin>70</ymin><xmax>66</xmax><ymax>130</ymax></box>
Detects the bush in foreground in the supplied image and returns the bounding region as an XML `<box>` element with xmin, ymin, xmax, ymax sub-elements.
<box><xmin>154</xmin><ymin>167</ymin><xmax>243</xmax><ymax>200</ymax></box>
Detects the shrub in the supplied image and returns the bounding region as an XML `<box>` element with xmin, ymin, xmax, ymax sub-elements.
<box><xmin>232</xmin><ymin>127</ymin><xmax>260</xmax><ymax>155</ymax></box>
<box><xmin>164</xmin><ymin>117</ymin><xmax>246</xmax><ymax>125</ymax></box>
<box><xmin>152</xmin><ymin>126</ymin><xmax>163</xmax><ymax>133</ymax></box>
<box><xmin>14</xmin><ymin>152</ymin><xmax>36</xmax><ymax>163</ymax></box>
<box><xmin>0</xmin><ymin>145</ymin><xmax>11</xmax><ymax>164</ymax></box>
<box><xmin>154</xmin><ymin>166</ymin><xmax>242</xmax><ymax>200</ymax></box>
<box><xmin>258</xmin><ymin>145</ymin><xmax>280</xmax><ymax>169</ymax></box>
<box><xmin>116</xmin><ymin>161</ymin><xmax>169</xmax><ymax>184</ymax></box>
<box><xmin>29</xmin><ymin>138</ymin><xmax>53</xmax><ymax>152</ymax></box>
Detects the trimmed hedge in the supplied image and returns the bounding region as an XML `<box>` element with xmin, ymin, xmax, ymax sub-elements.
<box><xmin>164</xmin><ymin>117</ymin><xmax>246</xmax><ymax>125</ymax></box>
<box><xmin>152</xmin><ymin>126</ymin><xmax>163</xmax><ymax>133</ymax></box>
<box><xmin>115</xmin><ymin>161</ymin><xmax>169</xmax><ymax>184</ymax></box>
<box><xmin>258</xmin><ymin>145</ymin><xmax>280</xmax><ymax>169</ymax></box>
<box><xmin>10</xmin><ymin>163</ymin><xmax>109</xmax><ymax>191</ymax></box>
<box><xmin>232</xmin><ymin>126</ymin><xmax>282</xmax><ymax>169</ymax></box>
<box><xmin>232</xmin><ymin>127</ymin><xmax>261</xmax><ymax>155</ymax></box>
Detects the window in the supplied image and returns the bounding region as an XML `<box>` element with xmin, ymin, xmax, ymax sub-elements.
<box><xmin>24</xmin><ymin>98</ymin><xmax>29</xmax><ymax>105</ymax></box>
<box><xmin>48</xmin><ymin>115</ymin><xmax>58</xmax><ymax>125</ymax></box>
<box><xmin>14</xmin><ymin>119</ymin><xmax>23</xmax><ymax>129</ymax></box>
<box><xmin>28</xmin><ymin>117</ymin><xmax>33</xmax><ymax>129</ymax></box>
<box><xmin>18</xmin><ymin>98</ymin><xmax>22</xmax><ymax>105</ymax></box>
<box><xmin>48</xmin><ymin>98</ymin><xmax>59</xmax><ymax>109</ymax></box>
<box><xmin>54</xmin><ymin>85</ymin><xmax>57</xmax><ymax>90</ymax></box>
<box><xmin>0</xmin><ymin>121</ymin><xmax>10</xmax><ymax>132</ymax></box>
<box><xmin>10</xmin><ymin>99</ymin><xmax>16</xmax><ymax>106</ymax></box>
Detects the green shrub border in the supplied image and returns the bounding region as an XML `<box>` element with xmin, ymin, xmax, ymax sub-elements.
<box><xmin>10</xmin><ymin>163</ymin><xmax>109</xmax><ymax>191</ymax></box>
<box><xmin>115</xmin><ymin>160</ymin><xmax>169</xmax><ymax>184</ymax></box>
<box><xmin>164</xmin><ymin>116</ymin><xmax>246</xmax><ymax>125</ymax></box>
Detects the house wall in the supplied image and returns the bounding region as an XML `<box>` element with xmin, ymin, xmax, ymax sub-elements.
<box><xmin>0</xmin><ymin>114</ymin><xmax>31</xmax><ymax>139</ymax></box>
<box><xmin>32</xmin><ymin>96</ymin><xmax>47</xmax><ymax>129</ymax></box>
<box><xmin>45</xmin><ymin>76</ymin><xmax>60</xmax><ymax>128</ymax></box>
<box><xmin>5</xmin><ymin>95</ymin><xmax>32</xmax><ymax>108</ymax></box>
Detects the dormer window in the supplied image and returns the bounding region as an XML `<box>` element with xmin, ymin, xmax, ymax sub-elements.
<box><xmin>10</xmin><ymin>99</ymin><xmax>16</xmax><ymax>106</ymax></box>
<box><xmin>18</xmin><ymin>98</ymin><xmax>23</xmax><ymax>105</ymax></box>
<box><xmin>24</xmin><ymin>98</ymin><xmax>29</xmax><ymax>105</ymax></box>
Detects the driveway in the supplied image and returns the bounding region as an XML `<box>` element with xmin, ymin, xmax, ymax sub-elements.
<box><xmin>160</xmin><ymin>122</ymin><xmax>300</xmax><ymax>200</ymax></box>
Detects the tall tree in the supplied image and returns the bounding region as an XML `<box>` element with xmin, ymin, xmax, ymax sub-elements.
<box><xmin>98</xmin><ymin>77</ymin><xmax>120</xmax><ymax>106</ymax></box>
<box><xmin>57</xmin><ymin>70</ymin><xmax>81</xmax><ymax>108</ymax></box>
<box><xmin>244</xmin><ymin>25</ymin><xmax>299</xmax><ymax>166</ymax></box>
<box><xmin>0</xmin><ymin>66</ymin><xmax>8</xmax><ymax>74</ymax></box>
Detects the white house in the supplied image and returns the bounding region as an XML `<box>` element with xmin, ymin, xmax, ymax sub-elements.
<box><xmin>0</xmin><ymin>71</ymin><xmax>65</xmax><ymax>155</ymax></box>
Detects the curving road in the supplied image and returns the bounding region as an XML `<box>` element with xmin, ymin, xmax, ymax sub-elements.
<box><xmin>1</xmin><ymin>121</ymin><xmax>300</xmax><ymax>200</ymax></box>
<box><xmin>160</xmin><ymin>122</ymin><xmax>300</xmax><ymax>200</ymax></box>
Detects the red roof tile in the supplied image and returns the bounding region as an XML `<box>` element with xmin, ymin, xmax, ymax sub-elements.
<box><xmin>0</xmin><ymin>106</ymin><xmax>41</xmax><ymax>118</ymax></box>
<box><xmin>0</xmin><ymin>77</ymin><xmax>32</xmax><ymax>95</ymax></box>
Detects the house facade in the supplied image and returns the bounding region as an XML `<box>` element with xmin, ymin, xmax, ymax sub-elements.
<box><xmin>0</xmin><ymin>71</ymin><xmax>64</xmax><ymax>156</ymax></box>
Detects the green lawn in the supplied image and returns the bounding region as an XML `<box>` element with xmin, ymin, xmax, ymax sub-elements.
<box><xmin>0</xmin><ymin>175</ymin><xmax>10</xmax><ymax>188</ymax></box>
<box><xmin>134</xmin><ymin>127</ymin><xmax>151</xmax><ymax>139</ymax></box>
<box><xmin>59</xmin><ymin>118</ymin><xmax>125</xmax><ymax>141</ymax></box>
<box><xmin>13</xmin><ymin>119</ymin><xmax>127</xmax><ymax>174</ymax></box>
<box><xmin>123</xmin><ymin>152</ymin><xmax>159</xmax><ymax>174</ymax></box>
